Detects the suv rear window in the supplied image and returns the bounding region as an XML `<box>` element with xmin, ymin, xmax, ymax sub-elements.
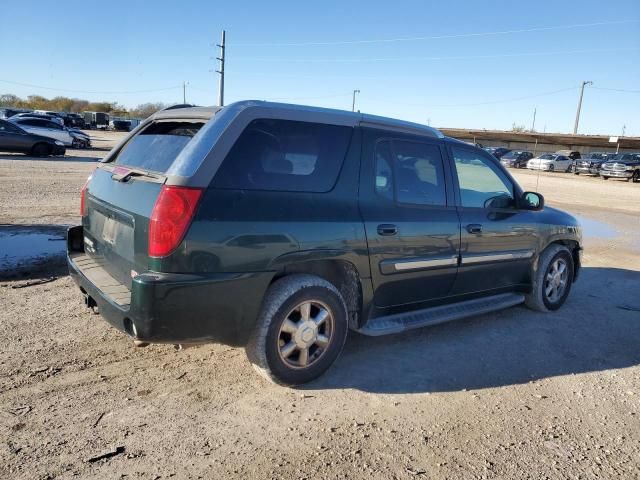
<box><xmin>113</xmin><ymin>121</ymin><xmax>204</xmax><ymax>173</ymax></box>
<box><xmin>212</xmin><ymin>119</ymin><xmax>352</xmax><ymax>192</ymax></box>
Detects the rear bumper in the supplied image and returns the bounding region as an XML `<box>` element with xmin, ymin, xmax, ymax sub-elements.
<box><xmin>67</xmin><ymin>226</ymin><xmax>273</xmax><ymax>346</ymax></box>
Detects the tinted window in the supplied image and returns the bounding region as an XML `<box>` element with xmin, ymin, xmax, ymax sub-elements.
<box><xmin>374</xmin><ymin>140</ymin><xmax>394</xmax><ymax>201</ymax></box>
<box><xmin>394</xmin><ymin>140</ymin><xmax>447</xmax><ymax>206</ymax></box>
<box><xmin>375</xmin><ymin>139</ymin><xmax>447</xmax><ymax>206</ymax></box>
<box><xmin>213</xmin><ymin>119</ymin><xmax>352</xmax><ymax>192</ymax></box>
<box><xmin>113</xmin><ymin>121</ymin><xmax>204</xmax><ymax>173</ymax></box>
<box><xmin>0</xmin><ymin>121</ymin><xmax>22</xmax><ymax>134</ymax></box>
<box><xmin>451</xmin><ymin>147</ymin><xmax>514</xmax><ymax>209</ymax></box>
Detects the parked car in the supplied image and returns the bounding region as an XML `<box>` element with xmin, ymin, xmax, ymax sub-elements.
<box><xmin>110</xmin><ymin>119</ymin><xmax>132</xmax><ymax>131</ymax></box>
<box><xmin>574</xmin><ymin>152</ymin><xmax>614</xmax><ymax>176</ymax></box>
<box><xmin>0</xmin><ymin>119</ymin><xmax>65</xmax><ymax>156</ymax></box>
<box><xmin>555</xmin><ymin>150</ymin><xmax>581</xmax><ymax>173</ymax></box>
<box><xmin>10</xmin><ymin>117</ymin><xmax>74</xmax><ymax>146</ymax></box>
<box><xmin>32</xmin><ymin>110</ymin><xmax>66</xmax><ymax>126</ymax></box>
<box><xmin>499</xmin><ymin>150</ymin><xmax>534</xmax><ymax>168</ymax></box>
<box><xmin>83</xmin><ymin>111</ymin><xmax>110</xmax><ymax>130</ymax></box>
<box><xmin>11</xmin><ymin>112</ymin><xmax>65</xmax><ymax>125</ymax></box>
<box><xmin>67</xmin><ymin>101</ymin><xmax>582</xmax><ymax>385</ymax></box>
<box><xmin>61</xmin><ymin>113</ymin><xmax>86</xmax><ymax>129</ymax></box>
<box><xmin>600</xmin><ymin>153</ymin><xmax>640</xmax><ymax>182</ymax></box>
<box><xmin>68</xmin><ymin>128</ymin><xmax>91</xmax><ymax>148</ymax></box>
<box><xmin>484</xmin><ymin>147</ymin><xmax>511</xmax><ymax>159</ymax></box>
<box><xmin>527</xmin><ymin>153</ymin><xmax>573</xmax><ymax>172</ymax></box>
<box><xmin>0</xmin><ymin>108</ymin><xmax>33</xmax><ymax>119</ymax></box>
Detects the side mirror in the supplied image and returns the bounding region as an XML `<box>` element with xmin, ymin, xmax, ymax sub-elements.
<box><xmin>521</xmin><ymin>191</ymin><xmax>544</xmax><ymax>211</ymax></box>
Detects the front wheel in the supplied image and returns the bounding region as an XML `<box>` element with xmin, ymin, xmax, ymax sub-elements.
<box><xmin>245</xmin><ymin>274</ymin><xmax>348</xmax><ymax>385</ymax></box>
<box><xmin>31</xmin><ymin>143</ymin><xmax>51</xmax><ymax>157</ymax></box>
<box><xmin>525</xmin><ymin>244</ymin><xmax>574</xmax><ymax>312</ymax></box>
<box><xmin>632</xmin><ymin>171</ymin><xmax>640</xmax><ymax>183</ymax></box>
<box><xmin>548</xmin><ymin>165</ymin><xmax>554</xmax><ymax>172</ymax></box>
<box><xmin>602</xmin><ymin>176</ymin><xmax>609</xmax><ymax>180</ymax></box>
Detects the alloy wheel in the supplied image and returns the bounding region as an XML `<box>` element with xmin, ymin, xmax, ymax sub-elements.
<box><xmin>544</xmin><ymin>258</ymin><xmax>569</xmax><ymax>303</ymax></box>
<box><xmin>277</xmin><ymin>300</ymin><xmax>334</xmax><ymax>369</ymax></box>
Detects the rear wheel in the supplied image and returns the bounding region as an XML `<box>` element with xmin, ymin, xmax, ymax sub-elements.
<box><xmin>525</xmin><ymin>244</ymin><xmax>574</xmax><ymax>312</ymax></box>
<box><xmin>548</xmin><ymin>164</ymin><xmax>554</xmax><ymax>172</ymax></box>
<box><xmin>31</xmin><ymin>143</ymin><xmax>51</xmax><ymax>157</ymax></box>
<box><xmin>602</xmin><ymin>176</ymin><xmax>609</xmax><ymax>180</ymax></box>
<box><xmin>245</xmin><ymin>274</ymin><xmax>348</xmax><ymax>385</ymax></box>
<box><xmin>632</xmin><ymin>171</ymin><xmax>640</xmax><ymax>183</ymax></box>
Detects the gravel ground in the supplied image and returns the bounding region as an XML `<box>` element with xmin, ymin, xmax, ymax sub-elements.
<box><xmin>1</xmin><ymin>133</ymin><xmax>639</xmax><ymax>479</ymax></box>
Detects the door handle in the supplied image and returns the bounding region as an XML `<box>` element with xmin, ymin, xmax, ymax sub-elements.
<box><xmin>466</xmin><ymin>224</ymin><xmax>483</xmax><ymax>234</ymax></box>
<box><xmin>377</xmin><ymin>224</ymin><xmax>398</xmax><ymax>236</ymax></box>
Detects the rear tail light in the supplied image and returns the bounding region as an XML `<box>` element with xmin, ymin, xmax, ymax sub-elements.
<box><xmin>80</xmin><ymin>172</ymin><xmax>94</xmax><ymax>216</ymax></box>
<box><xmin>148</xmin><ymin>185</ymin><xmax>203</xmax><ymax>257</ymax></box>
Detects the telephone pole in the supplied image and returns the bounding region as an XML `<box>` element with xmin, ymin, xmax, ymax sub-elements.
<box><xmin>216</xmin><ymin>30</ymin><xmax>226</xmax><ymax>107</ymax></box>
<box><xmin>352</xmin><ymin>89</ymin><xmax>360</xmax><ymax>112</ymax></box>
<box><xmin>183</xmin><ymin>81</ymin><xmax>187</xmax><ymax>104</ymax></box>
<box><xmin>573</xmin><ymin>81</ymin><xmax>592</xmax><ymax>134</ymax></box>
<box><xmin>531</xmin><ymin>107</ymin><xmax>537</xmax><ymax>132</ymax></box>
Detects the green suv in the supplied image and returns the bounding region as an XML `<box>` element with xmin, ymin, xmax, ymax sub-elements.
<box><xmin>68</xmin><ymin>101</ymin><xmax>582</xmax><ymax>385</ymax></box>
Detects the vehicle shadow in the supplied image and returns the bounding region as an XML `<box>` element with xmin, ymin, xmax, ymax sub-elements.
<box><xmin>0</xmin><ymin>224</ymin><xmax>68</xmax><ymax>281</ymax></box>
<box><xmin>309</xmin><ymin>266</ymin><xmax>640</xmax><ymax>393</ymax></box>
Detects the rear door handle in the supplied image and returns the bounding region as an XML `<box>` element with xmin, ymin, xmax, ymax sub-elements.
<box><xmin>377</xmin><ymin>224</ymin><xmax>398</xmax><ymax>236</ymax></box>
<box><xmin>466</xmin><ymin>224</ymin><xmax>483</xmax><ymax>234</ymax></box>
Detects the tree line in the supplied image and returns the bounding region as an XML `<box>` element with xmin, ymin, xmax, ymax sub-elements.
<box><xmin>0</xmin><ymin>93</ymin><xmax>168</xmax><ymax>119</ymax></box>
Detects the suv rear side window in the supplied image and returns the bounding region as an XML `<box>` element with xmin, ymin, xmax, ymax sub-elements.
<box><xmin>113</xmin><ymin>121</ymin><xmax>204</xmax><ymax>173</ymax></box>
<box><xmin>213</xmin><ymin>119</ymin><xmax>352</xmax><ymax>192</ymax></box>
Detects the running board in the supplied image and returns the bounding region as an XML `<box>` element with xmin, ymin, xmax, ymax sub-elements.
<box><xmin>357</xmin><ymin>293</ymin><xmax>525</xmax><ymax>336</ymax></box>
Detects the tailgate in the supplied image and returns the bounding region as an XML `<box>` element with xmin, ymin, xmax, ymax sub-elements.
<box><xmin>83</xmin><ymin>167</ymin><xmax>162</xmax><ymax>289</ymax></box>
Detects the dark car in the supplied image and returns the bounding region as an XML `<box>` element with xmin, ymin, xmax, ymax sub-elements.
<box><xmin>0</xmin><ymin>119</ymin><xmax>66</xmax><ymax>156</ymax></box>
<box><xmin>111</xmin><ymin>119</ymin><xmax>132</xmax><ymax>131</ymax></box>
<box><xmin>600</xmin><ymin>153</ymin><xmax>640</xmax><ymax>182</ymax></box>
<box><xmin>574</xmin><ymin>152</ymin><xmax>614</xmax><ymax>176</ymax></box>
<box><xmin>499</xmin><ymin>150</ymin><xmax>534</xmax><ymax>168</ymax></box>
<box><xmin>484</xmin><ymin>146</ymin><xmax>511</xmax><ymax>159</ymax></box>
<box><xmin>67</xmin><ymin>101</ymin><xmax>583</xmax><ymax>385</ymax></box>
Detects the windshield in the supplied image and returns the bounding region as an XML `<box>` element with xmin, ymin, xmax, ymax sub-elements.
<box><xmin>538</xmin><ymin>154</ymin><xmax>555</xmax><ymax>160</ymax></box>
<box><xmin>113</xmin><ymin>121</ymin><xmax>204</xmax><ymax>173</ymax></box>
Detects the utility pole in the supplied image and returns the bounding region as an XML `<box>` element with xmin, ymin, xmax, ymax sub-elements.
<box><xmin>573</xmin><ymin>80</ymin><xmax>592</xmax><ymax>134</ymax></box>
<box><xmin>216</xmin><ymin>30</ymin><xmax>226</xmax><ymax>107</ymax></box>
<box><xmin>352</xmin><ymin>89</ymin><xmax>360</xmax><ymax>112</ymax></box>
<box><xmin>183</xmin><ymin>81</ymin><xmax>187</xmax><ymax>104</ymax></box>
<box><xmin>531</xmin><ymin>107</ymin><xmax>537</xmax><ymax>132</ymax></box>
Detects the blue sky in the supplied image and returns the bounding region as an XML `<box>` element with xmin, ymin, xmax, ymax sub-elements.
<box><xmin>1</xmin><ymin>0</ymin><xmax>638</xmax><ymax>135</ymax></box>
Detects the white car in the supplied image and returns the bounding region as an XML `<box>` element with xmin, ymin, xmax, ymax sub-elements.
<box><xmin>10</xmin><ymin>117</ymin><xmax>74</xmax><ymax>146</ymax></box>
<box><xmin>527</xmin><ymin>154</ymin><xmax>572</xmax><ymax>172</ymax></box>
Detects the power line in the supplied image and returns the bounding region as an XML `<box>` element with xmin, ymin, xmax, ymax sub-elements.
<box><xmin>591</xmin><ymin>86</ymin><xmax>640</xmax><ymax>94</ymax></box>
<box><xmin>363</xmin><ymin>86</ymin><xmax>581</xmax><ymax>109</ymax></box>
<box><xmin>232</xmin><ymin>47</ymin><xmax>639</xmax><ymax>64</ymax></box>
<box><xmin>0</xmin><ymin>79</ymin><xmax>182</xmax><ymax>94</ymax></box>
<box><xmin>230</xmin><ymin>19</ymin><xmax>637</xmax><ymax>47</ymax></box>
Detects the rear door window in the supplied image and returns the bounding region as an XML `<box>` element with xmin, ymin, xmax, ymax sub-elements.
<box><xmin>113</xmin><ymin>121</ymin><xmax>204</xmax><ymax>173</ymax></box>
<box><xmin>213</xmin><ymin>119</ymin><xmax>352</xmax><ymax>192</ymax></box>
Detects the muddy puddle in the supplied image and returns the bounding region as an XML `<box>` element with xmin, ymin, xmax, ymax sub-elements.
<box><xmin>0</xmin><ymin>226</ymin><xmax>68</xmax><ymax>279</ymax></box>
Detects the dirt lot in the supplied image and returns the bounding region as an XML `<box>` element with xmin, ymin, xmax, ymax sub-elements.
<box><xmin>1</xmin><ymin>132</ymin><xmax>639</xmax><ymax>479</ymax></box>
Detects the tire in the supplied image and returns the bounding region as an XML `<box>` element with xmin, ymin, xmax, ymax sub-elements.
<box><xmin>602</xmin><ymin>176</ymin><xmax>609</xmax><ymax>180</ymax></box>
<box><xmin>548</xmin><ymin>165</ymin><xmax>554</xmax><ymax>172</ymax></box>
<box><xmin>31</xmin><ymin>143</ymin><xmax>51</xmax><ymax>157</ymax></box>
<box><xmin>245</xmin><ymin>274</ymin><xmax>349</xmax><ymax>385</ymax></box>
<box><xmin>72</xmin><ymin>138</ymin><xmax>81</xmax><ymax>149</ymax></box>
<box><xmin>632</xmin><ymin>171</ymin><xmax>640</xmax><ymax>183</ymax></box>
<box><xmin>525</xmin><ymin>244</ymin><xmax>574</xmax><ymax>312</ymax></box>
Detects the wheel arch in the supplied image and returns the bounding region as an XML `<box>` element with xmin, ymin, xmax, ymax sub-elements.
<box><xmin>541</xmin><ymin>239</ymin><xmax>581</xmax><ymax>281</ymax></box>
<box><xmin>269</xmin><ymin>259</ymin><xmax>364</xmax><ymax>329</ymax></box>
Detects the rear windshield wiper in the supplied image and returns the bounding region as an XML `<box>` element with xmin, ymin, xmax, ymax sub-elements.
<box><xmin>110</xmin><ymin>166</ymin><xmax>164</xmax><ymax>183</ymax></box>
